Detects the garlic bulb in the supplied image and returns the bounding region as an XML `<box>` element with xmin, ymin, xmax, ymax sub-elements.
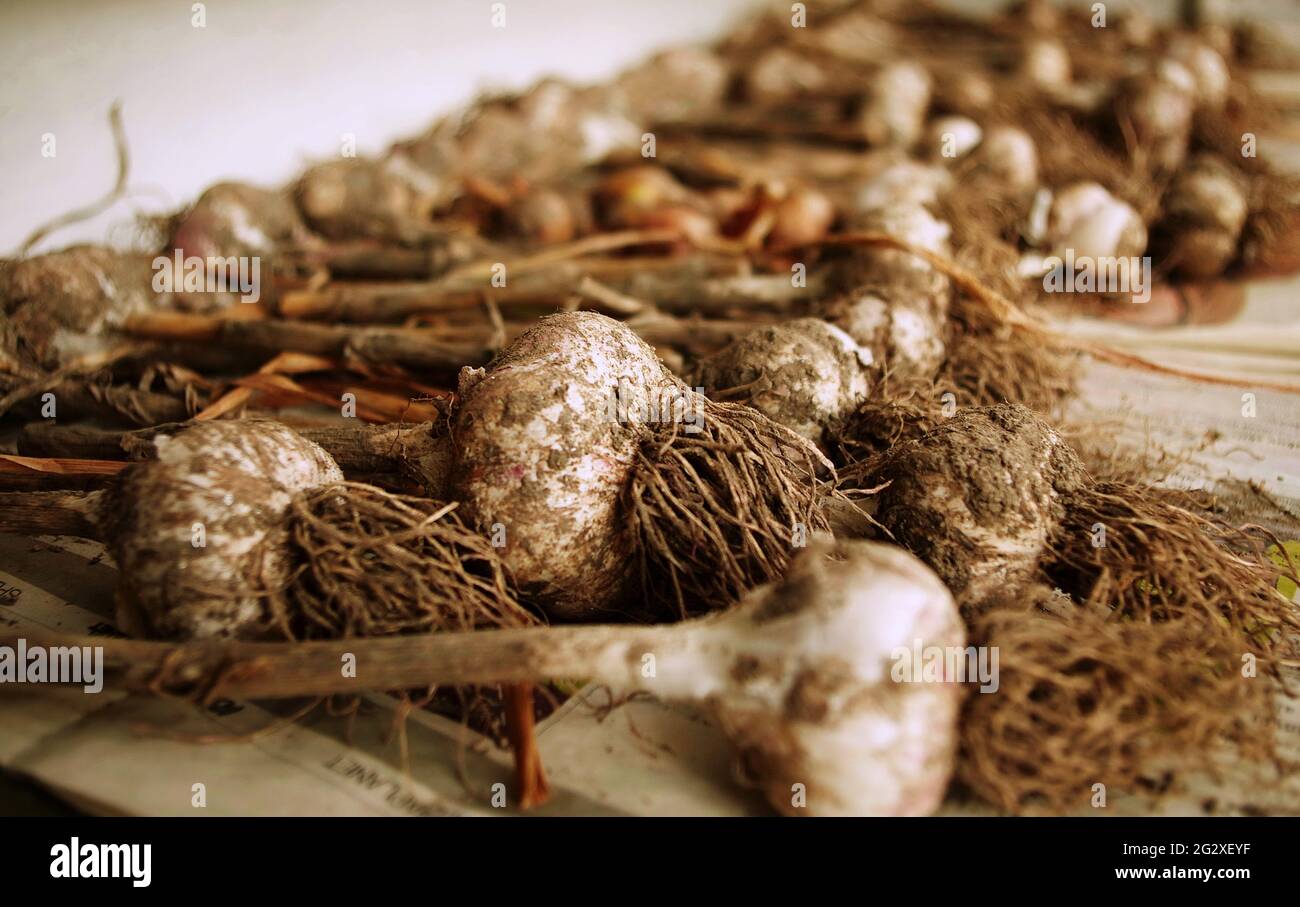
<box><xmin>1167</xmin><ymin>36</ymin><xmax>1230</xmax><ymax>109</ymax></box>
<box><xmin>972</xmin><ymin>126</ymin><xmax>1039</xmax><ymax>194</ymax></box>
<box><xmin>926</xmin><ymin>116</ymin><xmax>983</xmax><ymax>161</ymax></box>
<box><xmin>1046</xmin><ymin>182</ymin><xmax>1148</xmax><ymax>260</ymax></box>
<box><xmin>860</xmin><ymin>61</ymin><xmax>932</xmax><ymax>148</ymax></box>
<box><xmin>693</xmin><ymin>318</ymin><xmax>872</xmax><ymax>444</ymax></box>
<box><xmin>854</xmin><ymin>159</ymin><xmax>953</xmax><ymax>212</ymax></box>
<box><xmin>1021</xmin><ymin>38</ymin><xmax>1072</xmax><ymax>92</ymax></box>
<box><xmin>103</xmin><ymin>420</ymin><xmax>344</xmax><ymax>639</ymax></box>
<box><xmin>1160</xmin><ymin>154</ymin><xmax>1249</xmax><ymax>278</ymax></box>
<box><xmin>863</xmin><ymin>405</ymin><xmax>1086</xmax><ymax>616</ymax></box>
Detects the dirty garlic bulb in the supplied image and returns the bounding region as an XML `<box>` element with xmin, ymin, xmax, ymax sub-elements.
<box><xmin>1167</xmin><ymin>35</ymin><xmax>1231</xmax><ymax>108</ymax></box>
<box><xmin>1158</xmin><ymin>154</ymin><xmax>1249</xmax><ymax>278</ymax></box>
<box><xmin>1119</xmin><ymin>8</ymin><xmax>1157</xmax><ymax>48</ymax></box>
<box><xmin>1020</xmin><ymin>38</ymin><xmax>1072</xmax><ymax>93</ymax></box>
<box><xmin>704</xmin><ymin>537</ymin><xmax>963</xmax><ymax>816</ymax></box>
<box><xmin>693</xmin><ymin>318</ymin><xmax>873</xmax><ymax>445</ymax></box>
<box><xmin>172</xmin><ymin>537</ymin><xmax>962</xmax><ymax>816</ymax></box>
<box><xmin>854</xmin><ymin>159</ymin><xmax>953</xmax><ymax>212</ymax></box>
<box><xmin>1046</xmin><ymin>182</ymin><xmax>1148</xmax><ymax>260</ymax></box>
<box><xmin>746</xmin><ymin>47</ymin><xmax>828</xmax><ymax>106</ymax></box>
<box><xmin>613</xmin><ymin>46</ymin><xmax>730</xmax><ymax>124</ymax></box>
<box><xmin>851</xmin><ymin>202</ymin><xmax>953</xmax><ymax>282</ymax></box>
<box><xmin>933</xmin><ymin>70</ymin><xmax>996</xmax><ymax>116</ymax></box>
<box><xmin>863</xmin><ymin>405</ymin><xmax>1085</xmax><ymax>616</ymax></box>
<box><xmin>168</xmin><ymin>181</ymin><xmax>314</xmax><ymax>265</ymax></box>
<box><xmin>451</xmin><ymin>311</ymin><xmax>826</xmax><ymax>620</ymax></box>
<box><xmin>295</xmin><ymin>157</ymin><xmax>431</xmax><ymax>244</ymax></box>
<box><xmin>452</xmin><ymin>311</ymin><xmax>671</xmax><ymax>617</ymax></box>
<box><xmin>2</xmin><ymin>246</ymin><xmax>160</xmax><ymax>369</ymax></box>
<box><xmin>101</xmin><ymin>420</ymin><xmax>344</xmax><ymax>639</ymax></box>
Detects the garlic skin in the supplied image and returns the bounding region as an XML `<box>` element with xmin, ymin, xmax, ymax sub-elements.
<box><xmin>860</xmin><ymin>61</ymin><xmax>932</xmax><ymax>148</ymax></box>
<box><xmin>865</xmin><ymin>405</ymin><xmax>1085</xmax><ymax>616</ymax></box>
<box><xmin>1021</xmin><ymin>38</ymin><xmax>1072</xmax><ymax>92</ymax></box>
<box><xmin>103</xmin><ymin>421</ymin><xmax>344</xmax><ymax>640</ymax></box>
<box><xmin>1167</xmin><ymin>35</ymin><xmax>1230</xmax><ymax>109</ymax></box>
<box><xmin>693</xmin><ymin>318</ymin><xmax>872</xmax><ymax>445</ymax></box>
<box><xmin>926</xmin><ymin>116</ymin><xmax>983</xmax><ymax>161</ymax></box>
<box><xmin>972</xmin><ymin>126</ymin><xmax>1039</xmax><ymax>195</ymax></box>
<box><xmin>1160</xmin><ymin>154</ymin><xmax>1249</xmax><ymax>278</ymax></box>
<box><xmin>452</xmin><ymin>312</ymin><xmax>676</xmax><ymax>617</ymax></box>
<box><xmin>641</xmin><ymin>537</ymin><xmax>964</xmax><ymax>816</ymax></box>
<box><xmin>1046</xmin><ymin>182</ymin><xmax>1148</xmax><ymax>260</ymax></box>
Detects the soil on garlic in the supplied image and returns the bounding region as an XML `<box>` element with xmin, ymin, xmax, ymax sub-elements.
<box><xmin>454</xmin><ymin>310</ymin><xmax>829</xmax><ymax>621</ymax></box>
<box><xmin>691</xmin><ymin>317</ymin><xmax>872</xmax><ymax>445</ymax></box>
<box><xmin>101</xmin><ymin>419</ymin><xmax>343</xmax><ymax>639</ymax></box>
<box><xmin>1</xmin><ymin>246</ymin><xmax>159</xmax><ymax>370</ymax></box>
<box><xmin>452</xmin><ymin>310</ymin><xmax>673</xmax><ymax>617</ymax></box>
<box><xmin>864</xmin><ymin>404</ymin><xmax>1086</xmax><ymax>614</ymax></box>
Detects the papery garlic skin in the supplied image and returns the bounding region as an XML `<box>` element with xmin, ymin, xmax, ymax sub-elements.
<box><xmin>644</xmin><ymin>538</ymin><xmax>965</xmax><ymax>817</ymax></box>
<box><xmin>452</xmin><ymin>312</ymin><xmax>677</xmax><ymax>617</ymax></box>
<box><xmin>1046</xmin><ymin>182</ymin><xmax>1147</xmax><ymax>261</ymax></box>
<box><xmin>694</xmin><ymin>318</ymin><xmax>873</xmax><ymax>444</ymax></box>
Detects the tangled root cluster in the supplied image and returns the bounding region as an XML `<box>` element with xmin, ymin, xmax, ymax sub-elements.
<box><xmin>942</xmin><ymin>292</ymin><xmax>1078</xmax><ymax>418</ymax></box>
<box><xmin>834</xmin><ymin>375</ymin><xmax>953</xmax><ymax>463</ymax></box>
<box><xmin>960</xmin><ymin>586</ymin><xmax>1275</xmax><ymax>815</ymax></box>
<box><xmin>959</xmin><ymin>481</ymin><xmax>1300</xmax><ymax>814</ymax></box>
<box><xmin>1049</xmin><ymin>482</ymin><xmax>1300</xmax><ymax>640</ymax></box>
<box><xmin>625</xmin><ymin>399</ymin><xmax>830</xmax><ymax>620</ymax></box>
<box><xmin>266</xmin><ymin>482</ymin><xmax>540</xmax><ymax>639</ymax></box>
<box><xmin>846</xmin><ymin>406</ymin><xmax>1299</xmax><ymax>814</ymax></box>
